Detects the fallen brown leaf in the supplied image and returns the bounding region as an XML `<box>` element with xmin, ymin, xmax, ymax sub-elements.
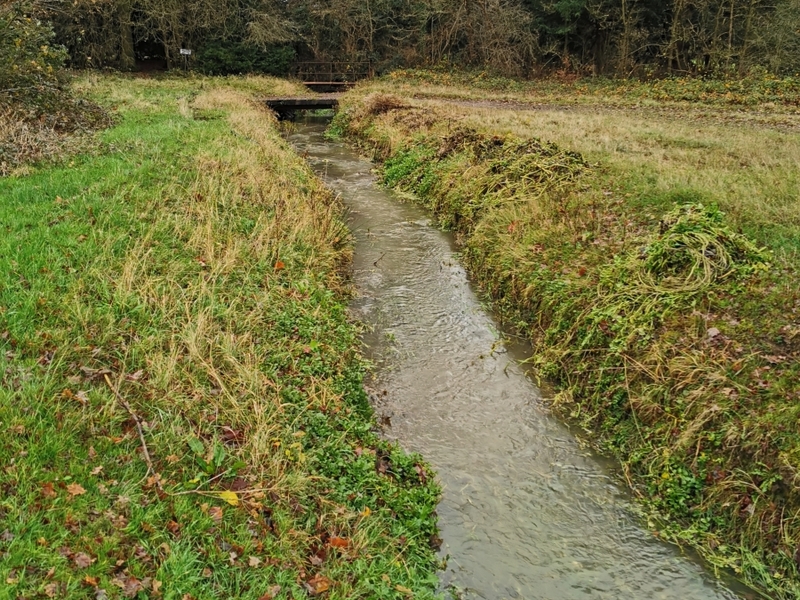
<box><xmin>220</xmin><ymin>426</ymin><xmax>244</xmax><ymax>446</ymax></box>
<box><xmin>66</xmin><ymin>483</ymin><xmax>87</xmax><ymax>497</ymax></box>
<box><xmin>375</xmin><ymin>454</ymin><xmax>390</xmax><ymax>475</ymax></box>
<box><xmin>209</xmin><ymin>506</ymin><xmax>223</xmax><ymax>522</ymax></box>
<box><xmin>111</xmin><ymin>575</ymin><xmax>143</xmax><ymax>598</ymax></box>
<box><xmin>74</xmin><ymin>552</ymin><xmax>95</xmax><ymax>568</ymax></box>
<box><xmin>304</xmin><ymin>574</ymin><xmax>332</xmax><ymax>596</ymax></box>
<box><xmin>258</xmin><ymin>585</ymin><xmax>281</xmax><ymax>600</ymax></box>
<box><xmin>229</xmin><ymin>477</ymin><xmax>249</xmax><ymax>492</ymax></box>
<box><xmin>310</xmin><ymin>554</ymin><xmax>324</xmax><ymax>566</ymax></box>
<box><xmin>126</xmin><ymin>370</ymin><xmax>145</xmax><ymax>381</ymax></box>
<box><xmin>764</xmin><ymin>354</ymin><xmax>787</xmax><ymax>364</ymax></box>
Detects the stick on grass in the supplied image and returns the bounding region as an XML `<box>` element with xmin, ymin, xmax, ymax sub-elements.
<box><xmin>104</xmin><ymin>372</ymin><xmax>162</xmax><ymax>491</ymax></box>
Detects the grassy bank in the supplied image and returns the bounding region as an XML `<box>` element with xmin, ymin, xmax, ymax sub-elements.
<box><xmin>0</xmin><ymin>75</ymin><xmax>440</xmax><ymax>599</ymax></box>
<box><xmin>372</xmin><ymin>68</ymin><xmax>800</xmax><ymax>110</ymax></box>
<box><xmin>332</xmin><ymin>77</ymin><xmax>800</xmax><ymax>598</ymax></box>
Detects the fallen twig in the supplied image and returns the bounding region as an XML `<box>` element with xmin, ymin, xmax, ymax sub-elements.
<box><xmin>104</xmin><ymin>373</ymin><xmax>163</xmax><ymax>492</ymax></box>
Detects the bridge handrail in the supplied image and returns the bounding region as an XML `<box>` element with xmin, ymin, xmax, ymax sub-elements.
<box><xmin>292</xmin><ymin>61</ymin><xmax>373</xmax><ymax>82</ymax></box>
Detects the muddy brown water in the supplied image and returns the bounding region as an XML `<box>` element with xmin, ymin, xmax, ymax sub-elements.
<box><xmin>288</xmin><ymin>119</ymin><xmax>750</xmax><ymax>600</ymax></box>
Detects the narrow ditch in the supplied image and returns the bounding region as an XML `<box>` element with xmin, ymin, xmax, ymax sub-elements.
<box><xmin>287</xmin><ymin>117</ymin><xmax>751</xmax><ymax>600</ymax></box>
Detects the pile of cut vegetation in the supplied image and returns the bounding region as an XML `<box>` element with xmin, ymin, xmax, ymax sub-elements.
<box><xmin>333</xmin><ymin>90</ymin><xmax>800</xmax><ymax>599</ymax></box>
<box><xmin>0</xmin><ymin>3</ymin><xmax>110</xmax><ymax>175</ymax></box>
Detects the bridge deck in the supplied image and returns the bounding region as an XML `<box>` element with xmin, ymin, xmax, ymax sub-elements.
<box><xmin>264</xmin><ymin>96</ymin><xmax>340</xmax><ymax>119</ymax></box>
<box><xmin>265</xmin><ymin>97</ymin><xmax>339</xmax><ymax>110</ymax></box>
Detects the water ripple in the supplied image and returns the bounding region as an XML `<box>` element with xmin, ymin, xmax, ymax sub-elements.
<box><xmin>289</xmin><ymin>121</ymin><xmax>747</xmax><ymax>600</ymax></box>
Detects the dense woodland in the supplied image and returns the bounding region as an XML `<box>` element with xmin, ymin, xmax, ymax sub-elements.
<box><xmin>2</xmin><ymin>0</ymin><xmax>800</xmax><ymax>85</ymax></box>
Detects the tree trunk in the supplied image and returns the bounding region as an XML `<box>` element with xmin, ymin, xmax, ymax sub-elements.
<box><xmin>667</xmin><ymin>0</ymin><xmax>685</xmax><ymax>72</ymax></box>
<box><xmin>727</xmin><ymin>0</ymin><xmax>735</xmax><ymax>69</ymax></box>
<box><xmin>619</xmin><ymin>0</ymin><xmax>631</xmax><ymax>74</ymax></box>
<box><xmin>739</xmin><ymin>0</ymin><xmax>757</xmax><ymax>74</ymax></box>
<box><xmin>118</xmin><ymin>0</ymin><xmax>135</xmax><ymax>70</ymax></box>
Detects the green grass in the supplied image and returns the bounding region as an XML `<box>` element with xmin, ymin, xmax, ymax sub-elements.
<box><xmin>0</xmin><ymin>76</ymin><xmax>440</xmax><ymax>599</ymax></box>
<box><xmin>375</xmin><ymin>68</ymin><xmax>800</xmax><ymax>108</ymax></box>
<box><xmin>333</xmin><ymin>87</ymin><xmax>800</xmax><ymax>599</ymax></box>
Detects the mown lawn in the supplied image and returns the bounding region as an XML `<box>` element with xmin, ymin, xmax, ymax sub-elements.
<box><xmin>333</xmin><ymin>76</ymin><xmax>800</xmax><ymax>599</ymax></box>
<box><xmin>0</xmin><ymin>75</ymin><xmax>440</xmax><ymax>600</ymax></box>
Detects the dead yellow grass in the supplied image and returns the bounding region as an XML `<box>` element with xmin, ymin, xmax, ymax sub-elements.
<box><xmin>0</xmin><ymin>109</ymin><xmax>97</xmax><ymax>176</ymax></box>
<box><xmin>396</xmin><ymin>97</ymin><xmax>800</xmax><ymax>255</ymax></box>
<box><xmin>110</xmin><ymin>87</ymin><xmax>349</xmax><ymax>487</ymax></box>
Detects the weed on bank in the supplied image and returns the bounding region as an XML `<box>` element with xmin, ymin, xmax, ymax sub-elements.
<box><xmin>332</xmin><ymin>87</ymin><xmax>800</xmax><ymax>598</ymax></box>
<box><xmin>0</xmin><ymin>76</ymin><xmax>440</xmax><ymax>599</ymax></box>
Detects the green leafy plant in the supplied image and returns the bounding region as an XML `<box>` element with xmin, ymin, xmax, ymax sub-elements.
<box><xmin>0</xmin><ymin>2</ymin><xmax>67</xmax><ymax>111</ymax></box>
<box><xmin>196</xmin><ymin>42</ymin><xmax>295</xmax><ymax>76</ymax></box>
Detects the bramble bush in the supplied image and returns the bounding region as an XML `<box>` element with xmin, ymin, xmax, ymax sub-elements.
<box><xmin>0</xmin><ymin>2</ymin><xmax>67</xmax><ymax>114</ymax></box>
<box><xmin>1</xmin><ymin>2</ymin><xmax>110</xmax><ymax>175</ymax></box>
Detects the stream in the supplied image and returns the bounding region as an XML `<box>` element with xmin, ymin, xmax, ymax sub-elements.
<box><xmin>287</xmin><ymin>118</ymin><xmax>748</xmax><ymax>600</ymax></box>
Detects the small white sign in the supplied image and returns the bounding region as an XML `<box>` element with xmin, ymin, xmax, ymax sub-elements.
<box><xmin>180</xmin><ymin>48</ymin><xmax>192</xmax><ymax>56</ymax></box>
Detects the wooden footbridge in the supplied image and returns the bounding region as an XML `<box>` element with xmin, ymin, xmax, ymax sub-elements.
<box><xmin>265</xmin><ymin>95</ymin><xmax>340</xmax><ymax>119</ymax></box>
<box><xmin>264</xmin><ymin>61</ymin><xmax>371</xmax><ymax>119</ymax></box>
<box><xmin>293</xmin><ymin>61</ymin><xmax>371</xmax><ymax>91</ymax></box>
